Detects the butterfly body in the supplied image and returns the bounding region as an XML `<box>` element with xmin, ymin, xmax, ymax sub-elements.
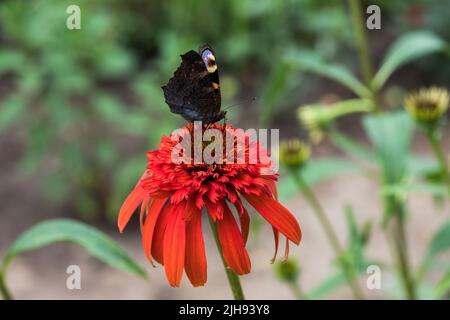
<box><xmin>162</xmin><ymin>45</ymin><xmax>225</xmax><ymax>124</ymax></box>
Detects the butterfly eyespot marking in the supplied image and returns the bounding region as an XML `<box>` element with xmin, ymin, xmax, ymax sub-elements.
<box><xmin>201</xmin><ymin>49</ymin><xmax>217</xmax><ymax>73</ymax></box>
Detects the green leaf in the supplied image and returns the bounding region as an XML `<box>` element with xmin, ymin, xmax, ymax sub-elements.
<box><xmin>373</xmin><ymin>31</ymin><xmax>448</xmax><ymax>90</ymax></box>
<box><xmin>425</xmin><ymin>219</ymin><xmax>450</xmax><ymax>261</ymax></box>
<box><xmin>345</xmin><ymin>205</ymin><xmax>361</xmax><ymax>247</ymax></box>
<box><xmin>308</xmin><ymin>271</ymin><xmax>347</xmax><ymax>299</ymax></box>
<box><xmin>343</xmin><ymin>205</ymin><xmax>373</xmax><ymax>271</ymax></box>
<box><xmin>381</xmin><ymin>183</ymin><xmax>447</xmax><ymax>198</ymax></box>
<box><xmin>379</xmin><ymin>156</ymin><xmax>446</xmax><ymax>199</ymax></box>
<box><xmin>0</xmin><ymin>50</ymin><xmax>26</xmax><ymax>73</ymax></box>
<box><xmin>0</xmin><ymin>94</ymin><xmax>26</xmax><ymax>130</ymax></box>
<box><xmin>407</xmin><ymin>156</ymin><xmax>438</xmax><ymax>178</ymax></box>
<box><xmin>330</xmin><ymin>130</ymin><xmax>374</xmax><ymax>162</ymax></box>
<box><xmin>344</xmin><ymin>206</ymin><xmax>365</xmax><ymax>269</ymax></box>
<box><xmin>363</xmin><ymin>111</ymin><xmax>415</xmax><ymax>184</ymax></box>
<box><xmin>96</xmin><ymin>47</ymin><xmax>133</xmax><ymax>77</ymax></box>
<box><xmin>416</xmin><ymin>220</ymin><xmax>450</xmax><ymax>293</ymax></box>
<box><xmin>92</xmin><ymin>93</ymin><xmax>126</xmax><ymax>123</ymax></box>
<box><xmin>302</xmin><ymin>158</ymin><xmax>361</xmax><ymax>185</ymax></box>
<box><xmin>261</xmin><ymin>62</ymin><xmax>293</xmax><ymax>126</ymax></box>
<box><xmin>279</xmin><ymin>158</ymin><xmax>360</xmax><ymax>201</ymax></box>
<box><xmin>435</xmin><ymin>269</ymin><xmax>450</xmax><ymax>299</ymax></box>
<box><xmin>1</xmin><ymin>219</ymin><xmax>146</xmax><ymax>278</ymax></box>
<box><xmin>285</xmin><ymin>50</ymin><xmax>371</xmax><ymax>98</ymax></box>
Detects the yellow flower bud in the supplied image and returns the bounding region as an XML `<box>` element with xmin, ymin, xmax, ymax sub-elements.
<box><xmin>404</xmin><ymin>87</ymin><xmax>449</xmax><ymax>126</ymax></box>
<box><xmin>279</xmin><ymin>138</ymin><xmax>311</xmax><ymax>169</ymax></box>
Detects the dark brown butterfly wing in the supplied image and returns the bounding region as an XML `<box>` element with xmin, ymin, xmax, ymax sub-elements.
<box><xmin>162</xmin><ymin>49</ymin><xmax>225</xmax><ymax>124</ymax></box>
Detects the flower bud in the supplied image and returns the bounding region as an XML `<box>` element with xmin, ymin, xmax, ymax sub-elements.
<box><xmin>279</xmin><ymin>138</ymin><xmax>311</xmax><ymax>169</ymax></box>
<box><xmin>404</xmin><ymin>87</ymin><xmax>449</xmax><ymax>127</ymax></box>
<box><xmin>275</xmin><ymin>259</ymin><xmax>300</xmax><ymax>283</ymax></box>
<box><xmin>298</xmin><ymin>105</ymin><xmax>329</xmax><ymax>143</ymax></box>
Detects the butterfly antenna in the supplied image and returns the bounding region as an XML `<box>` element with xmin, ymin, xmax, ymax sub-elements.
<box><xmin>223</xmin><ymin>97</ymin><xmax>257</xmax><ymax>111</ymax></box>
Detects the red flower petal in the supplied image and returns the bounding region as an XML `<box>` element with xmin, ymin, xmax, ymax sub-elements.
<box><xmin>244</xmin><ymin>194</ymin><xmax>301</xmax><ymax>245</ymax></box>
<box><xmin>141</xmin><ymin>197</ymin><xmax>168</xmax><ymax>265</ymax></box>
<box><xmin>283</xmin><ymin>238</ymin><xmax>290</xmax><ymax>261</ymax></box>
<box><xmin>238</xmin><ymin>206</ymin><xmax>250</xmax><ymax>244</ymax></box>
<box><xmin>215</xmin><ymin>202</ymin><xmax>251</xmax><ymax>275</ymax></box>
<box><xmin>183</xmin><ymin>200</ymin><xmax>197</xmax><ymax>221</ymax></box>
<box><xmin>263</xmin><ymin>178</ymin><xmax>278</xmax><ymax>200</ymax></box>
<box><xmin>151</xmin><ymin>203</ymin><xmax>175</xmax><ymax>264</ymax></box>
<box><xmin>206</xmin><ymin>201</ymin><xmax>224</xmax><ymax>221</ymax></box>
<box><xmin>231</xmin><ymin>198</ymin><xmax>250</xmax><ymax>244</ymax></box>
<box><xmin>139</xmin><ymin>197</ymin><xmax>151</xmax><ymax>234</ymax></box>
<box><xmin>118</xmin><ymin>185</ymin><xmax>147</xmax><ymax>233</ymax></box>
<box><xmin>270</xmin><ymin>227</ymin><xmax>279</xmax><ymax>263</ymax></box>
<box><xmin>163</xmin><ymin>206</ymin><xmax>186</xmax><ymax>287</ymax></box>
<box><xmin>185</xmin><ymin>208</ymin><xmax>207</xmax><ymax>287</ymax></box>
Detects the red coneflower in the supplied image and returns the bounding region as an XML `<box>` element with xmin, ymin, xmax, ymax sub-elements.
<box><xmin>118</xmin><ymin>123</ymin><xmax>301</xmax><ymax>287</ymax></box>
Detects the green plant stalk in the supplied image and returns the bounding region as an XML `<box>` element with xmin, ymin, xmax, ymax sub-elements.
<box><xmin>325</xmin><ymin>100</ymin><xmax>374</xmax><ymax>123</ymax></box>
<box><xmin>0</xmin><ymin>270</ymin><xmax>13</xmax><ymax>300</ymax></box>
<box><xmin>425</xmin><ymin>128</ymin><xmax>450</xmax><ymax>198</ymax></box>
<box><xmin>291</xmin><ymin>169</ymin><xmax>366</xmax><ymax>299</ymax></box>
<box><xmin>288</xmin><ymin>281</ymin><xmax>308</xmax><ymax>300</ymax></box>
<box><xmin>348</xmin><ymin>0</ymin><xmax>380</xmax><ymax>111</ymax></box>
<box><xmin>385</xmin><ymin>196</ymin><xmax>417</xmax><ymax>300</ymax></box>
<box><xmin>208</xmin><ymin>216</ymin><xmax>245</xmax><ymax>300</ymax></box>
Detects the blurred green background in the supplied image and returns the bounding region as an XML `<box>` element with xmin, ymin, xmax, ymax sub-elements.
<box><xmin>0</xmin><ymin>0</ymin><xmax>448</xmax><ymax>222</ymax></box>
<box><xmin>0</xmin><ymin>0</ymin><xmax>450</xmax><ymax>300</ymax></box>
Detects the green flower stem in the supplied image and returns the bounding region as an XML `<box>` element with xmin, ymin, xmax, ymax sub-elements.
<box><xmin>426</xmin><ymin>128</ymin><xmax>450</xmax><ymax>198</ymax></box>
<box><xmin>393</xmin><ymin>219</ymin><xmax>417</xmax><ymax>300</ymax></box>
<box><xmin>385</xmin><ymin>197</ymin><xmax>417</xmax><ymax>300</ymax></box>
<box><xmin>208</xmin><ymin>216</ymin><xmax>245</xmax><ymax>300</ymax></box>
<box><xmin>288</xmin><ymin>281</ymin><xmax>308</xmax><ymax>300</ymax></box>
<box><xmin>348</xmin><ymin>0</ymin><xmax>380</xmax><ymax>111</ymax></box>
<box><xmin>0</xmin><ymin>270</ymin><xmax>13</xmax><ymax>300</ymax></box>
<box><xmin>291</xmin><ymin>169</ymin><xmax>366</xmax><ymax>300</ymax></box>
<box><xmin>328</xmin><ymin>99</ymin><xmax>375</xmax><ymax>120</ymax></box>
